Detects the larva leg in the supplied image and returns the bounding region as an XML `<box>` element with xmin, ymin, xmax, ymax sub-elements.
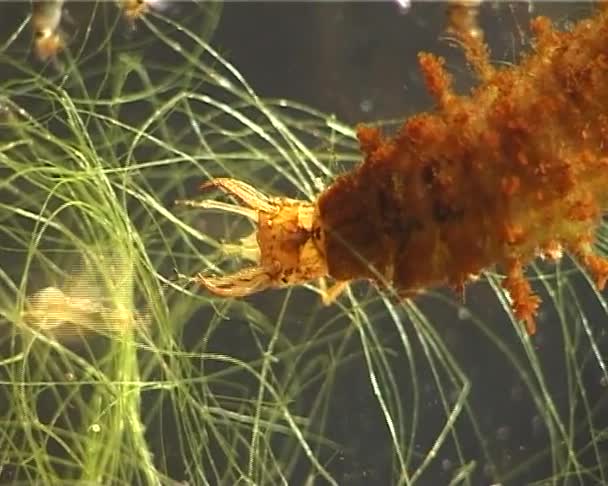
<box><xmin>318</xmin><ymin>280</ymin><xmax>348</xmax><ymax>305</ymax></box>
<box><xmin>398</xmin><ymin>288</ymin><xmax>423</xmax><ymax>299</ymax></box>
<box><xmin>186</xmin><ymin>178</ymin><xmax>281</xmax><ymax>297</ymax></box>
<box><xmin>573</xmin><ymin>238</ymin><xmax>608</xmax><ymax>291</ymax></box>
<box><xmin>502</xmin><ymin>259</ymin><xmax>540</xmax><ymax>335</ymax></box>
<box><xmin>191</xmin><ymin>266</ymin><xmax>276</xmax><ymax>298</ymax></box>
<box><xmin>583</xmin><ymin>254</ymin><xmax>608</xmax><ymax>290</ymax></box>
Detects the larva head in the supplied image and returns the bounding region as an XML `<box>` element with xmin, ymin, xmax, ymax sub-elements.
<box><xmin>185</xmin><ymin>178</ymin><xmax>330</xmax><ymax>298</ymax></box>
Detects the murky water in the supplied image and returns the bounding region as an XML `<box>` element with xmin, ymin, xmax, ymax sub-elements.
<box><xmin>0</xmin><ymin>2</ymin><xmax>606</xmax><ymax>485</ymax></box>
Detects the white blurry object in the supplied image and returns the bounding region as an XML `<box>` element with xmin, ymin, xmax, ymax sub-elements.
<box><xmin>21</xmin><ymin>249</ymin><xmax>147</xmax><ymax>338</ymax></box>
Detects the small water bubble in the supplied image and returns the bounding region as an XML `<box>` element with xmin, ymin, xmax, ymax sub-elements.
<box><xmin>0</xmin><ymin>102</ymin><xmax>10</xmax><ymax>120</ymax></box>
<box><xmin>312</xmin><ymin>177</ymin><xmax>325</xmax><ymax>192</ymax></box>
<box><xmin>563</xmin><ymin>20</ymin><xmax>576</xmax><ymax>32</ymax></box>
<box><xmin>496</xmin><ymin>425</ymin><xmax>510</xmax><ymax>441</ymax></box>
<box><xmin>457</xmin><ymin>307</ymin><xmax>471</xmax><ymax>320</ymax></box>
<box><xmin>535</xmin><ymin>308</ymin><xmax>547</xmax><ymax>323</ymax></box>
<box><xmin>394</xmin><ymin>0</ymin><xmax>411</xmax><ymax>14</ymax></box>
<box><xmin>527</xmin><ymin>0</ymin><xmax>534</xmax><ymax>14</ymax></box>
<box><xmin>531</xmin><ymin>414</ymin><xmax>544</xmax><ymax>438</ymax></box>
<box><xmin>533</xmin><ymin>331</ymin><xmax>545</xmax><ymax>349</ymax></box>
<box><xmin>448</xmin><ymin>387</ymin><xmax>461</xmax><ymax>406</ymax></box>
<box><xmin>441</xmin><ymin>458</ymin><xmax>452</xmax><ymax>472</ymax></box>
<box><xmin>89</xmin><ymin>423</ymin><xmax>101</xmax><ymax>433</ymax></box>
<box><xmin>360</xmin><ymin>98</ymin><xmax>374</xmax><ymax>113</ymax></box>
<box><xmin>510</xmin><ymin>382</ymin><xmax>523</xmax><ymax>401</ymax></box>
<box><xmin>483</xmin><ymin>463</ymin><xmax>496</xmax><ymax>479</ymax></box>
<box><xmin>65</xmin><ymin>372</ymin><xmax>75</xmax><ymax>381</ymax></box>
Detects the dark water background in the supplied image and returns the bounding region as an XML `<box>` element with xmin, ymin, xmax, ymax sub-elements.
<box><xmin>0</xmin><ymin>1</ymin><xmax>607</xmax><ymax>485</ymax></box>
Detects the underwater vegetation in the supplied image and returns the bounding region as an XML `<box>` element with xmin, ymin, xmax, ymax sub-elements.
<box><xmin>0</xmin><ymin>1</ymin><xmax>608</xmax><ymax>484</ymax></box>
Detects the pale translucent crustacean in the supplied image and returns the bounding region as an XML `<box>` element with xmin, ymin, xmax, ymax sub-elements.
<box><xmin>22</xmin><ymin>285</ymin><xmax>144</xmax><ymax>337</ymax></box>
<box><xmin>20</xmin><ymin>249</ymin><xmax>147</xmax><ymax>338</ymax></box>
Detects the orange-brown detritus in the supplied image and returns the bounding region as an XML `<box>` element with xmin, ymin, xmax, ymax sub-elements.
<box><xmin>119</xmin><ymin>0</ymin><xmax>162</xmax><ymax>25</ymax></box>
<box><xmin>180</xmin><ymin>4</ymin><xmax>608</xmax><ymax>335</ymax></box>
<box><xmin>32</xmin><ymin>0</ymin><xmax>65</xmax><ymax>61</ymax></box>
<box><xmin>120</xmin><ymin>0</ymin><xmax>147</xmax><ymax>24</ymax></box>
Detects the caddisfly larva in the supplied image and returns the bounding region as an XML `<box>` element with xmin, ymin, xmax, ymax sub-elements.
<box><xmin>31</xmin><ymin>0</ymin><xmax>66</xmax><ymax>62</ymax></box>
<box><xmin>179</xmin><ymin>3</ymin><xmax>608</xmax><ymax>335</ymax></box>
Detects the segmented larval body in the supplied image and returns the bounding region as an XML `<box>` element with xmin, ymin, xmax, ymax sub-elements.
<box><xmin>317</xmin><ymin>14</ymin><xmax>608</xmax><ymax>333</ymax></box>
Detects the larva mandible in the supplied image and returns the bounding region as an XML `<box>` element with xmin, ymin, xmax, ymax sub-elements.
<box><xmin>181</xmin><ymin>2</ymin><xmax>608</xmax><ymax>335</ymax></box>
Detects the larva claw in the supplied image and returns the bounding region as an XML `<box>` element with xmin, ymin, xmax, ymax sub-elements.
<box><xmin>192</xmin><ymin>264</ymin><xmax>277</xmax><ymax>298</ymax></box>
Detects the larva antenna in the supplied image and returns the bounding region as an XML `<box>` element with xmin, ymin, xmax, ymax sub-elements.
<box><xmin>199</xmin><ymin>178</ymin><xmax>277</xmax><ymax>213</ymax></box>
